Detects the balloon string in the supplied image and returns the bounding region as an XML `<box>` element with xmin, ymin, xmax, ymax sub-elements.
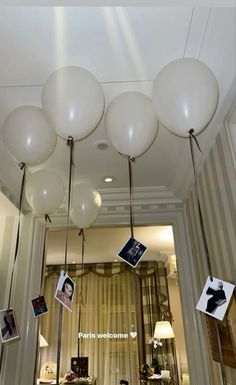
<box><xmin>0</xmin><ymin>163</ymin><xmax>26</xmax><ymax>377</ymax></box>
<box><xmin>127</xmin><ymin>157</ymin><xmax>142</xmax><ymax>382</ymax></box>
<box><xmin>132</xmin><ymin>268</ymin><xmax>142</xmax><ymax>384</ymax></box>
<box><xmin>189</xmin><ymin>130</ymin><xmax>228</xmax><ymax>385</ymax></box>
<box><xmin>33</xmin><ymin>214</ymin><xmax>51</xmax><ymax>384</ymax></box>
<box><xmin>64</xmin><ymin>136</ymin><xmax>74</xmax><ymax>270</ymax></box>
<box><xmin>188</xmin><ymin>130</ymin><xmax>213</xmax><ymax>281</ymax></box>
<box><xmin>56</xmin><ymin>303</ymin><xmax>63</xmax><ymax>385</ymax></box>
<box><xmin>8</xmin><ymin>162</ymin><xmax>26</xmax><ymax>309</ymax></box>
<box><xmin>56</xmin><ymin>137</ymin><xmax>74</xmax><ymax>385</ymax></box>
<box><xmin>128</xmin><ymin>157</ymin><xmax>135</xmax><ymax>239</ymax></box>
<box><xmin>78</xmin><ymin>229</ymin><xmax>85</xmax><ymax>357</ymax></box>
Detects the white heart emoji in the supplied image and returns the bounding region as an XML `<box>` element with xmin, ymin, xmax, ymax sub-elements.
<box><xmin>130</xmin><ymin>331</ymin><xmax>137</xmax><ymax>339</ymax></box>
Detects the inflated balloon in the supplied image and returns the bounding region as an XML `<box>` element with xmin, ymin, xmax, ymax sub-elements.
<box><xmin>152</xmin><ymin>58</ymin><xmax>219</xmax><ymax>137</ymax></box>
<box><xmin>104</xmin><ymin>91</ymin><xmax>158</xmax><ymax>158</ymax></box>
<box><xmin>42</xmin><ymin>66</ymin><xmax>105</xmax><ymax>140</ymax></box>
<box><xmin>2</xmin><ymin>106</ymin><xmax>57</xmax><ymax>166</ymax></box>
<box><xmin>25</xmin><ymin>169</ymin><xmax>65</xmax><ymax>215</ymax></box>
<box><xmin>70</xmin><ymin>183</ymin><xmax>102</xmax><ymax>229</ymax></box>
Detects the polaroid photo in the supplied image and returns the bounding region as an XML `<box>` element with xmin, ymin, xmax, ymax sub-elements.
<box><xmin>196</xmin><ymin>276</ymin><xmax>235</xmax><ymax>321</ymax></box>
<box><xmin>0</xmin><ymin>308</ymin><xmax>20</xmax><ymax>344</ymax></box>
<box><xmin>31</xmin><ymin>295</ymin><xmax>48</xmax><ymax>318</ymax></box>
<box><xmin>55</xmin><ymin>270</ymin><xmax>75</xmax><ymax>312</ymax></box>
<box><xmin>118</xmin><ymin>237</ymin><xmax>147</xmax><ymax>268</ymax></box>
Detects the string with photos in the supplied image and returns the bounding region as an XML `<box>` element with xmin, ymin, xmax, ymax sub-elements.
<box><xmin>188</xmin><ymin>129</ymin><xmax>227</xmax><ymax>385</ymax></box>
<box><xmin>127</xmin><ymin>156</ymin><xmax>142</xmax><ymax>384</ymax></box>
<box><xmin>56</xmin><ymin>136</ymin><xmax>74</xmax><ymax>385</ymax></box>
<box><xmin>77</xmin><ymin>228</ymin><xmax>85</xmax><ymax>358</ymax></box>
<box><xmin>33</xmin><ymin>213</ymin><xmax>51</xmax><ymax>383</ymax></box>
<box><xmin>0</xmin><ymin>162</ymin><xmax>26</xmax><ymax>375</ymax></box>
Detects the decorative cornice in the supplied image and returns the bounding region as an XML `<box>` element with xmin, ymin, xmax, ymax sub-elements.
<box><xmin>46</xmin><ymin>186</ymin><xmax>184</xmax><ymax>227</ymax></box>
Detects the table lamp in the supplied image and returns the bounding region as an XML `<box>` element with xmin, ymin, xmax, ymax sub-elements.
<box><xmin>153</xmin><ymin>321</ymin><xmax>174</xmax><ymax>378</ymax></box>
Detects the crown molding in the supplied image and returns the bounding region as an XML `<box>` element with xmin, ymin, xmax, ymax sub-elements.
<box><xmin>44</xmin><ymin>186</ymin><xmax>184</xmax><ymax>227</ymax></box>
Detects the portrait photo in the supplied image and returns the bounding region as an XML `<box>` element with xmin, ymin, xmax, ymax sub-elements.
<box><xmin>55</xmin><ymin>270</ymin><xmax>75</xmax><ymax>311</ymax></box>
<box><xmin>0</xmin><ymin>308</ymin><xmax>20</xmax><ymax>343</ymax></box>
<box><xmin>118</xmin><ymin>237</ymin><xmax>147</xmax><ymax>268</ymax></box>
<box><xmin>196</xmin><ymin>276</ymin><xmax>235</xmax><ymax>321</ymax></box>
<box><xmin>31</xmin><ymin>294</ymin><xmax>48</xmax><ymax>318</ymax></box>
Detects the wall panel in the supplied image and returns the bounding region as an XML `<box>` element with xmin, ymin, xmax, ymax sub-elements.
<box><xmin>186</xmin><ymin>123</ymin><xmax>236</xmax><ymax>385</ymax></box>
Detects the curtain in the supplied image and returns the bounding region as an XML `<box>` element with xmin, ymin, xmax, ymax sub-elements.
<box><xmin>40</xmin><ymin>261</ymin><xmax>172</xmax><ymax>385</ymax></box>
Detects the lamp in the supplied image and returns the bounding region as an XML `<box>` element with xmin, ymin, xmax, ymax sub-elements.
<box><xmin>154</xmin><ymin>321</ymin><xmax>175</xmax><ymax>340</ymax></box>
<box><xmin>153</xmin><ymin>321</ymin><xmax>174</xmax><ymax>378</ymax></box>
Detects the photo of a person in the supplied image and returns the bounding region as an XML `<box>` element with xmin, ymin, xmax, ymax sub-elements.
<box><xmin>196</xmin><ymin>276</ymin><xmax>235</xmax><ymax>321</ymax></box>
<box><xmin>31</xmin><ymin>295</ymin><xmax>48</xmax><ymax>318</ymax></box>
<box><xmin>55</xmin><ymin>271</ymin><xmax>75</xmax><ymax>311</ymax></box>
<box><xmin>118</xmin><ymin>237</ymin><xmax>147</xmax><ymax>268</ymax></box>
<box><xmin>0</xmin><ymin>308</ymin><xmax>20</xmax><ymax>343</ymax></box>
<box><xmin>205</xmin><ymin>281</ymin><xmax>226</xmax><ymax>314</ymax></box>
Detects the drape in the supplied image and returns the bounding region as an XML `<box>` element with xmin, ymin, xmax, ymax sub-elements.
<box><xmin>40</xmin><ymin>261</ymin><xmax>172</xmax><ymax>385</ymax></box>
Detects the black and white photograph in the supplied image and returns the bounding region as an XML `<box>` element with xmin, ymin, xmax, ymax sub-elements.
<box><xmin>196</xmin><ymin>276</ymin><xmax>235</xmax><ymax>321</ymax></box>
<box><xmin>31</xmin><ymin>295</ymin><xmax>48</xmax><ymax>318</ymax></box>
<box><xmin>0</xmin><ymin>308</ymin><xmax>20</xmax><ymax>343</ymax></box>
<box><xmin>55</xmin><ymin>270</ymin><xmax>75</xmax><ymax>312</ymax></box>
<box><xmin>118</xmin><ymin>237</ymin><xmax>147</xmax><ymax>268</ymax></box>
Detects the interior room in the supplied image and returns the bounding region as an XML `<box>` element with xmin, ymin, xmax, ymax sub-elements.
<box><xmin>0</xmin><ymin>2</ymin><xmax>235</xmax><ymax>385</ymax></box>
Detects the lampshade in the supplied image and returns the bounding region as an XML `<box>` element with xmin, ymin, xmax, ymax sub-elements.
<box><xmin>154</xmin><ymin>321</ymin><xmax>175</xmax><ymax>339</ymax></box>
<box><xmin>39</xmin><ymin>334</ymin><xmax>49</xmax><ymax>347</ymax></box>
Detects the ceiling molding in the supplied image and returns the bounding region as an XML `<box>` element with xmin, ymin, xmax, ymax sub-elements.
<box><xmin>44</xmin><ymin>187</ymin><xmax>184</xmax><ymax>228</ymax></box>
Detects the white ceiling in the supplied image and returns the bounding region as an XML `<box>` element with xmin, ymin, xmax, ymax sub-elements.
<box><xmin>0</xmin><ymin>6</ymin><xmax>235</xmax><ymax>202</ymax></box>
<box><xmin>0</xmin><ymin>5</ymin><xmax>235</xmax><ymax>263</ymax></box>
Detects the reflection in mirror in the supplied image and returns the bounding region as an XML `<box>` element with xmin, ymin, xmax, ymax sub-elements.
<box><xmin>36</xmin><ymin>226</ymin><xmax>189</xmax><ymax>385</ymax></box>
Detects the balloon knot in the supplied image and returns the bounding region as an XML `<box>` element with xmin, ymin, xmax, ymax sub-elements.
<box><xmin>67</xmin><ymin>136</ymin><xmax>74</xmax><ymax>146</ymax></box>
<box><xmin>18</xmin><ymin>162</ymin><xmax>26</xmax><ymax>170</ymax></box>
<box><xmin>188</xmin><ymin>128</ymin><xmax>194</xmax><ymax>136</ymax></box>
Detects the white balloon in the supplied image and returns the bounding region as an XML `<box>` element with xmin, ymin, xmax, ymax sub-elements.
<box><xmin>152</xmin><ymin>57</ymin><xmax>219</xmax><ymax>137</ymax></box>
<box><xmin>105</xmin><ymin>91</ymin><xmax>158</xmax><ymax>158</ymax></box>
<box><xmin>2</xmin><ymin>106</ymin><xmax>57</xmax><ymax>166</ymax></box>
<box><xmin>70</xmin><ymin>183</ymin><xmax>102</xmax><ymax>229</ymax></box>
<box><xmin>42</xmin><ymin>66</ymin><xmax>105</xmax><ymax>140</ymax></box>
<box><xmin>25</xmin><ymin>169</ymin><xmax>65</xmax><ymax>215</ymax></box>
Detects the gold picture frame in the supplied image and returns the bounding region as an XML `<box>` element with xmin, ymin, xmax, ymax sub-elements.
<box><xmin>206</xmin><ymin>296</ymin><xmax>236</xmax><ymax>368</ymax></box>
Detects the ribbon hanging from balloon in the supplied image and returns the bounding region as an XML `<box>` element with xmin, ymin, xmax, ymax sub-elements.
<box><xmin>33</xmin><ymin>214</ymin><xmax>52</xmax><ymax>383</ymax></box>
<box><xmin>7</xmin><ymin>163</ymin><xmax>26</xmax><ymax>308</ymax></box>
<box><xmin>188</xmin><ymin>130</ymin><xmax>213</xmax><ymax>280</ymax></box>
<box><xmin>0</xmin><ymin>162</ymin><xmax>26</xmax><ymax>376</ymax></box>
<box><xmin>77</xmin><ymin>228</ymin><xmax>85</xmax><ymax>358</ymax></box>
<box><xmin>56</xmin><ymin>136</ymin><xmax>74</xmax><ymax>385</ymax></box>
<box><xmin>188</xmin><ymin>130</ymin><xmax>227</xmax><ymax>385</ymax></box>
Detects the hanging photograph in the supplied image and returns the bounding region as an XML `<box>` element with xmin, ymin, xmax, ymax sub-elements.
<box><xmin>55</xmin><ymin>270</ymin><xmax>75</xmax><ymax>311</ymax></box>
<box><xmin>118</xmin><ymin>237</ymin><xmax>147</xmax><ymax>268</ymax></box>
<box><xmin>31</xmin><ymin>294</ymin><xmax>48</xmax><ymax>318</ymax></box>
<box><xmin>0</xmin><ymin>308</ymin><xmax>20</xmax><ymax>343</ymax></box>
<box><xmin>196</xmin><ymin>276</ymin><xmax>235</xmax><ymax>321</ymax></box>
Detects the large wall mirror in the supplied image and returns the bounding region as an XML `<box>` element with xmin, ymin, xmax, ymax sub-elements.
<box><xmin>36</xmin><ymin>225</ymin><xmax>189</xmax><ymax>385</ymax></box>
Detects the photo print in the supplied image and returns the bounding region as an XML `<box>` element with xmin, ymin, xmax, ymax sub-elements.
<box><xmin>0</xmin><ymin>308</ymin><xmax>20</xmax><ymax>343</ymax></box>
<box><xmin>31</xmin><ymin>294</ymin><xmax>48</xmax><ymax>318</ymax></box>
<box><xmin>55</xmin><ymin>270</ymin><xmax>75</xmax><ymax>312</ymax></box>
<box><xmin>196</xmin><ymin>276</ymin><xmax>235</xmax><ymax>321</ymax></box>
<box><xmin>118</xmin><ymin>237</ymin><xmax>147</xmax><ymax>268</ymax></box>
